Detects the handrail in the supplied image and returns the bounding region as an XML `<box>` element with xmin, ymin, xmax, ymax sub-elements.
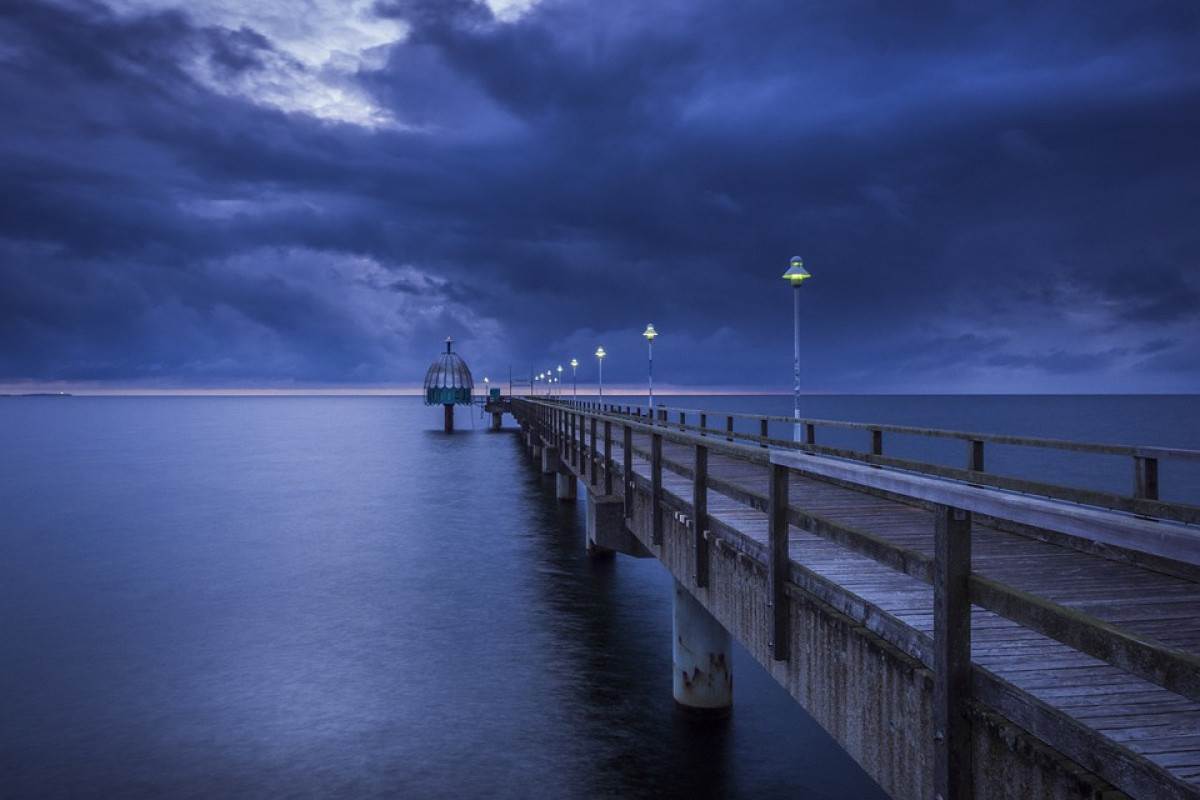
<box><xmin>549</xmin><ymin>399</ymin><xmax>1200</xmax><ymax>525</ymax></box>
<box><xmin>655</xmin><ymin>403</ymin><xmax>1200</xmax><ymax>462</ymax></box>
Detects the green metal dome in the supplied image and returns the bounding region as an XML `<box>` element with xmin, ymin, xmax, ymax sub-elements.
<box><xmin>423</xmin><ymin>337</ymin><xmax>474</xmax><ymax>406</ymax></box>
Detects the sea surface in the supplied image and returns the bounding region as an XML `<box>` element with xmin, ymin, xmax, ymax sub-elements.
<box><xmin>1</xmin><ymin>394</ymin><xmax>1197</xmax><ymax>798</ymax></box>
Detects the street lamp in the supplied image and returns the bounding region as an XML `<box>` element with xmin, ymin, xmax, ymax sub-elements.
<box><xmin>556</xmin><ymin>365</ymin><xmax>563</xmax><ymax>399</ymax></box>
<box><xmin>782</xmin><ymin>255</ymin><xmax>813</xmax><ymax>441</ymax></box>
<box><xmin>595</xmin><ymin>347</ymin><xmax>606</xmax><ymax>400</ymax></box>
<box><xmin>570</xmin><ymin>358</ymin><xmax>578</xmax><ymax>402</ymax></box>
<box><xmin>642</xmin><ymin>324</ymin><xmax>658</xmax><ymax>411</ymax></box>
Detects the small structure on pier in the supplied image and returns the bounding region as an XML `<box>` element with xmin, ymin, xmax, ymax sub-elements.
<box><xmin>423</xmin><ymin>337</ymin><xmax>474</xmax><ymax>432</ymax></box>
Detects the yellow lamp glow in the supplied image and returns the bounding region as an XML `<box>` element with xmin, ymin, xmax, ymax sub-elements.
<box><xmin>782</xmin><ymin>255</ymin><xmax>812</xmax><ymax>286</ymax></box>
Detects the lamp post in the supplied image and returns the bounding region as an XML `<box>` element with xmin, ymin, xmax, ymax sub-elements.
<box><xmin>556</xmin><ymin>365</ymin><xmax>563</xmax><ymax>399</ymax></box>
<box><xmin>642</xmin><ymin>324</ymin><xmax>658</xmax><ymax>411</ymax></box>
<box><xmin>570</xmin><ymin>358</ymin><xmax>578</xmax><ymax>402</ymax></box>
<box><xmin>782</xmin><ymin>255</ymin><xmax>813</xmax><ymax>441</ymax></box>
<box><xmin>595</xmin><ymin>347</ymin><xmax>606</xmax><ymax>401</ymax></box>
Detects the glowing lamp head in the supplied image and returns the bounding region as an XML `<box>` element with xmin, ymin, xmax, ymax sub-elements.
<box><xmin>570</xmin><ymin>358</ymin><xmax>578</xmax><ymax>369</ymax></box>
<box><xmin>595</xmin><ymin>347</ymin><xmax>606</xmax><ymax>359</ymax></box>
<box><xmin>782</xmin><ymin>255</ymin><xmax>812</xmax><ymax>286</ymax></box>
<box><xmin>642</xmin><ymin>324</ymin><xmax>658</xmax><ymax>341</ymax></box>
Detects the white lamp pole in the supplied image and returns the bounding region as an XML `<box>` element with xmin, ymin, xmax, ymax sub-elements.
<box><xmin>595</xmin><ymin>347</ymin><xmax>606</xmax><ymax>401</ymax></box>
<box><xmin>642</xmin><ymin>324</ymin><xmax>658</xmax><ymax>411</ymax></box>
<box><xmin>782</xmin><ymin>255</ymin><xmax>813</xmax><ymax>441</ymax></box>
<box><xmin>556</xmin><ymin>365</ymin><xmax>563</xmax><ymax>399</ymax></box>
<box><xmin>570</xmin><ymin>358</ymin><xmax>578</xmax><ymax>402</ymax></box>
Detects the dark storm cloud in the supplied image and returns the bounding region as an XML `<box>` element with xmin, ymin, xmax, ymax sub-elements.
<box><xmin>1</xmin><ymin>0</ymin><xmax>1198</xmax><ymax>390</ymax></box>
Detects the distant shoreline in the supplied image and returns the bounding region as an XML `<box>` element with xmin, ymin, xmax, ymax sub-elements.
<box><xmin>0</xmin><ymin>393</ymin><xmax>73</xmax><ymax>397</ymax></box>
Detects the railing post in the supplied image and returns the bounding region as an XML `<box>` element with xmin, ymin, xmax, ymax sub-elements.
<box><xmin>804</xmin><ymin>422</ymin><xmax>815</xmax><ymax>446</ymax></box>
<box><xmin>726</xmin><ymin>415</ymin><xmax>734</xmax><ymax>442</ymax></box>
<box><xmin>693</xmin><ymin>444</ymin><xmax>709</xmax><ymax>588</ymax></box>
<box><xmin>968</xmin><ymin>440</ymin><xmax>984</xmax><ymax>473</ymax></box>
<box><xmin>700</xmin><ymin>412</ymin><xmax>707</xmax><ymax>437</ymax></box>
<box><xmin>679</xmin><ymin>411</ymin><xmax>686</xmax><ymax>428</ymax></box>
<box><xmin>604</xmin><ymin>420</ymin><xmax>613</xmax><ymax>496</ymax></box>
<box><xmin>590</xmin><ymin>416</ymin><xmax>599</xmax><ymax>486</ymax></box>
<box><xmin>1134</xmin><ymin>456</ymin><xmax>1159</xmax><ymax>501</ymax></box>
<box><xmin>760</xmin><ymin>417</ymin><xmax>769</xmax><ymax>449</ymax></box>
<box><xmin>934</xmin><ymin>504</ymin><xmax>973</xmax><ymax>800</ymax></box>
<box><xmin>870</xmin><ymin>429</ymin><xmax>883</xmax><ymax>457</ymax></box>
<box><xmin>623</xmin><ymin>424</ymin><xmax>633</xmax><ymax>516</ymax></box>
<box><xmin>651</xmin><ymin>432</ymin><xmax>663</xmax><ymax>545</ymax></box>
<box><xmin>768</xmin><ymin>462</ymin><xmax>790</xmax><ymax>661</ymax></box>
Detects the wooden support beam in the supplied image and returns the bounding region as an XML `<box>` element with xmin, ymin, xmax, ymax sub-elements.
<box><xmin>651</xmin><ymin>432</ymin><xmax>663</xmax><ymax>545</ymax></box>
<box><xmin>590</xmin><ymin>417</ymin><xmax>599</xmax><ymax>487</ymax></box>
<box><xmin>1134</xmin><ymin>456</ymin><xmax>1159</xmax><ymax>501</ymax></box>
<box><xmin>769</xmin><ymin>462</ymin><xmax>790</xmax><ymax>661</ymax></box>
<box><xmin>693</xmin><ymin>444</ymin><xmax>709</xmax><ymax>588</ymax></box>
<box><xmin>968</xmin><ymin>439</ymin><xmax>984</xmax><ymax>473</ymax></box>
<box><xmin>603</xmin><ymin>420</ymin><xmax>613</xmax><ymax>495</ymax></box>
<box><xmin>934</xmin><ymin>505</ymin><xmax>973</xmax><ymax>800</ymax></box>
<box><xmin>623</xmin><ymin>424</ymin><xmax>633</xmax><ymax>517</ymax></box>
<box><xmin>760</xmin><ymin>417</ymin><xmax>769</xmax><ymax>448</ymax></box>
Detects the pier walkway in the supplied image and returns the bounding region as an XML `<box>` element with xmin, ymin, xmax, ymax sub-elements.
<box><xmin>509</xmin><ymin>398</ymin><xmax>1200</xmax><ymax>800</ymax></box>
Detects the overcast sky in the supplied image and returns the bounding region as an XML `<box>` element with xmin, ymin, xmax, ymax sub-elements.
<box><xmin>2</xmin><ymin>0</ymin><xmax>1198</xmax><ymax>393</ymax></box>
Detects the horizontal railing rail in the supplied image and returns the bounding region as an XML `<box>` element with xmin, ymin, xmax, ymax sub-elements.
<box><xmin>512</xmin><ymin>397</ymin><xmax>1200</xmax><ymax>800</ymax></box>
<box><xmin>550</xmin><ymin>400</ymin><xmax>1200</xmax><ymax>526</ymax></box>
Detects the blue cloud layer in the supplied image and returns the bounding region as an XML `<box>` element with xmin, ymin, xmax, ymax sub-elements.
<box><xmin>1</xmin><ymin>0</ymin><xmax>1197</xmax><ymax>391</ymax></box>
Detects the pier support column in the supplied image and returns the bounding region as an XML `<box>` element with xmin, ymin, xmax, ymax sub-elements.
<box><xmin>584</xmin><ymin>493</ymin><xmax>620</xmax><ymax>558</ymax></box>
<box><xmin>541</xmin><ymin>445</ymin><xmax>562</xmax><ymax>475</ymax></box>
<box><xmin>556</xmin><ymin>471</ymin><xmax>577</xmax><ymax>502</ymax></box>
<box><xmin>672</xmin><ymin>580</ymin><xmax>732</xmax><ymax>718</ymax></box>
<box><xmin>491</xmin><ymin>412</ymin><xmax>503</xmax><ymax>429</ymax></box>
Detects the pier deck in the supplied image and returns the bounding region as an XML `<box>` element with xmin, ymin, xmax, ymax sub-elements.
<box><xmin>512</xmin><ymin>398</ymin><xmax>1200</xmax><ymax>800</ymax></box>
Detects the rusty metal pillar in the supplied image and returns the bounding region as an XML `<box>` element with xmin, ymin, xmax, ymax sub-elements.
<box><xmin>672</xmin><ymin>579</ymin><xmax>732</xmax><ymax>718</ymax></box>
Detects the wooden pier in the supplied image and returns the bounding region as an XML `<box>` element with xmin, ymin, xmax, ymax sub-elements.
<box><xmin>508</xmin><ymin>398</ymin><xmax>1200</xmax><ymax>800</ymax></box>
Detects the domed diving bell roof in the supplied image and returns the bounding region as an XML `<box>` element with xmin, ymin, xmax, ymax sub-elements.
<box><xmin>423</xmin><ymin>337</ymin><xmax>475</xmax><ymax>406</ymax></box>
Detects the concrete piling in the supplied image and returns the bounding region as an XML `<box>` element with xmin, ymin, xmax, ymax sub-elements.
<box><xmin>672</xmin><ymin>579</ymin><xmax>732</xmax><ymax>718</ymax></box>
<box><xmin>556</xmin><ymin>471</ymin><xmax>577</xmax><ymax>501</ymax></box>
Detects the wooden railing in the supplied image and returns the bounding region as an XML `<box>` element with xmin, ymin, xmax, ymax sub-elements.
<box><xmin>552</xmin><ymin>401</ymin><xmax>1200</xmax><ymax>526</ymax></box>
<box><xmin>512</xmin><ymin>398</ymin><xmax>1200</xmax><ymax>800</ymax></box>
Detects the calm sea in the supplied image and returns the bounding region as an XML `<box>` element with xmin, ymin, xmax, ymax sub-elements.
<box><xmin>1</xmin><ymin>394</ymin><xmax>1196</xmax><ymax>798</ymax></box>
